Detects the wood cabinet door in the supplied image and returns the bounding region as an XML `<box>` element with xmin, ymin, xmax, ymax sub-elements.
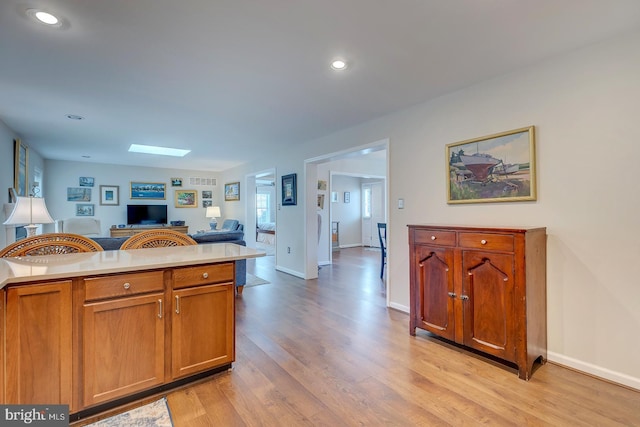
<box><xmin>83</xmin><ymin>293</ymin><xmax>165</xmax><ymax>406</ymax></box>
<box><xmin>5</xmin><ymin>281</ymin><xmax>72</xmax><ymax>406</ymax></box>
<box><xmin>172</xmin><ymin>283</ymin><xmax>234</xmax><ymax>379</ymax></box>
<box><xmin>461</xmin><ymin>251</ymin><xmax>516</xmax><ymax>362</ymax></box>
<box><xmin>415</xmin><ymin>246</ymin><xmax>455</xmax><ymax>341</ymax></box>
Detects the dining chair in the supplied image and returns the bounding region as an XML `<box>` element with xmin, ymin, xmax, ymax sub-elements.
<box><xmin>377</xmin><ymin>222</ymin><xmax>387</xmax><ymax>279</ymax></box>
<box><xmin>120</xmin><ymin>229</ymin><xmax>197</xmax><ymax>249</ymax></box>
<box><xmin>0</xmin><ymin>233</ymin><xmax>104</xmax><ymax>257</ymax></box>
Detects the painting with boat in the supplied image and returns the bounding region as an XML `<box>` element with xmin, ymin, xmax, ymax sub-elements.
<box><xmin>446</xmin><ymin>126</ymin><xmax>536</xmax><ymax>204</ymax></box>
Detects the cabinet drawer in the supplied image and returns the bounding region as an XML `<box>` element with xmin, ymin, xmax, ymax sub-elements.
<box><xmin>85</xmin><ymin>271</ymin><xmax>164</xmax><ymax>301</ymax></box>
<box><xmin>458</xmin><ymin>232</ymin><xmax>514</xmax><ymax>252</ymax></box>
<box><xmin>173</xmin><ymin>263</ymin><xmax>234</xmax><ymax>289</ymax></box>
<box><xmin>413</xmin><ymin>229</ymin><xmax>456</xmax><ymax>246</ymax></box>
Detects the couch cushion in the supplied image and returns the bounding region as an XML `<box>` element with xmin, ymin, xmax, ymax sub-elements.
<box><xmin>190</xmin><ymin>230</ymin><xmax>244</xmax><ymax>244</ymax></box>
<box><xmin>220</xmin><ymin>219</ymin><xmax>239</xmax><ymax>231</ymax></box>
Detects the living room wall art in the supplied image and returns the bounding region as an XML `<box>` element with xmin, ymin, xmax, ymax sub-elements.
<box><xmin>282</xmin><ymin>173</ymin><xmax>297</xmax><ymax>206</ymax></box>
<box><xmin>13</xmin><ymin>139</ymin><xmax>28</xmax><ymax>197</ymax></box>
<box><xmin>67</xmin><ymin>187</ymin><xmax>91</xmax><ymax>202</ymax></box>
<box><xmin>79</xmin><ymin>177</ymin><xmax>94</xmax><ymax>187</ymax></box>
<box><xmin>76</xmin><ymin>203</ymin><xmax>94</xmax><ymax>216</ymax></box>
<box><xmin>171</xmin><ymin>177</ymin><xmax>182</xmax><ymax>187</ymax></box>
<box><xmin>224</xmin><ymin>182</ymin><xmax>240</xmax><ymax>201</ymax></box>
<box><xmin>100</xmin><ymin>185</ymin><xmax>119</xmax><ymax>206</ymax></box>
<box><xmin>175</xmin><ymin>190</ymin><xmax>197</xmax><ymax>208</ymax></box>
<box><xmin>446</xmin><ymin>125</ymin><xmax>536</xmax><ymax>204</ymax></box>
<box><xmin>130</xmin><ymin>182</ymin><xmax>166</xmax><ymax>199</ymax></box>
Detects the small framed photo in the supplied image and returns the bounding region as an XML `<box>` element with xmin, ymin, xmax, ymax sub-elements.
<box><xmin>344</xmin><ymin>192</ymin><xmax>350</xmax><ymax>203</ymax></box>
<box><xmin>202</xmin><ymin>190</ymin><xmax>212</xmax><ymax>199</ymax></box>
<box><xmin>67</xmin><ymin>187</ymin><xmax>91</xmax><ymax>201</ymax></box>
<box><xmin>317</xmin><ymin>194</ymin><xmax>325</xmax><ymax>209</ymax></box>
<box><xmin>130</xmin><ymin>182</ymin><xmax>166</xmax><ymax>199</ymax></box>
<box><xmin>76</xmin><ymin>203</ymin><xmax>94</xmax><ymax>216</ymax></box>
<box><xmin>225</xmin><ymin>182</ymin><xmax>240</xmax><ymax>201</ymax></box>
<box><xmin>203</xmin><ymin>200</ymin><xmax>212</xmax><ymax>208</ymax></box>
<box><xmin>79</xmin><ymin>177</ymin><xmax>94</xmax><ymax>187</ymax></box>
<box><xmin>175</xmin><ymin>189</ymin><xmax>198</xmax><ymax>208</ymax></box>
<box><xmin>282</xmin><ymin>173</ymin><xmax>297</xmax><ymax>206</ymax></box>
<box><xmin>171</xmin><ymin>177</ymin><xmax>183</xmax><ymax>187</ymax></box>
<box><xmin>99</xmin><ymin>185</ymin><xmax>119</xmax><ymax>206</ymax></box>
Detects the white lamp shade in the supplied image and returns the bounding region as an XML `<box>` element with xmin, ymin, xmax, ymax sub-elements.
<box><xmin>3</xmin><ymin>197</ymin><xmax>55</xmax><ymax>226</ymax></box>
<box><xmin>205</xmin><ymin>206</ymin><xmax>221</xmax><ymax>218</ymax></box>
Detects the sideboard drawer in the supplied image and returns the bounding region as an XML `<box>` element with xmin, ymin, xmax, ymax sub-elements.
<box><xmin>413</xmin><ymin>229</ymin><xmax>456</xmax><ymax>246</ymax></box>
<box><xmin>458</xmin><ymin>232</ymin><xmax>514</xmax><ymax>252</ymax></box>
<box><xmin>85</xmin><ymin>271</ymin><xmax>164</xmax><ymax>301</ymax></box>
<box><xmin>173</xmin><ymin>263</ymin><xmax>234</xmax><ymax>289</ymax></box>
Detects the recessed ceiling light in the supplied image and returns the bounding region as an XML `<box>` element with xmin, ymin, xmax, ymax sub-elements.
<box><xmin>330</xmin><ymin>59</ymin><xmax>348</xmax><ymax>71</ymax></box>
<box><xmin>128</xmin><ymin>144</ymin><xmax>191</xmax><ymax>157</ymax></box>
<box><xmin>66</xmin><ymin>114</ymin><xmax>84</xmax><ymax>120</ymax></box>
<box><xmin>26</xmin><ymin>9</ymin><xmax>66</xmax><ymax>29</ymax></box>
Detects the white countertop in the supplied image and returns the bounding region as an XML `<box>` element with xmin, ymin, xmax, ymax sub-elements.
<box><xmin>0</xmin><ymin>243</ymin><xmax>265</xmax><ymax>288</ymax></box>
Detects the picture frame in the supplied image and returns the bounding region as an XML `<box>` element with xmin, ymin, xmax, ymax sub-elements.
<box><xmin>14</xmin><ymin>139</ymin><xmax>28</xmax><ymax>197</ymax></box>
<box><xmin>446</xmin><ymin>126</ymin><xmax>536</xmax><ymax>204</ymax></box>
<box><xmin>79</xmin><ymin>177</ymin><xmax>95</xmax><ymax>187</ymax></box>
<box><xmin>224</xmin><ymin>182</ymin><xmax>240</xmax><ymax>201</ymax></box>
<box><xmin>282</xmin><ymin>173</ymin><xmax>297</xmax><ymax>206</ymax></box>
<box><xmin>344</xmin><ymin>192</ymin><xmax>350</xmax><ymax>203</ymax></box>
<box><xmin>99</xmin><ymin>185</ymin><xmax>119</xmax><ymax>206</ymax></box>
<box><xmin>175</xmin><ymin>189</ymin><xmax>197</xmax><ymax>208</ymax></box>
<box><xmin>203</xmin><ymin>200</ymin><xmax>212</xmax><ymax>208</ymax></box>
<box><xmin>130</xmin><ymin>182</ymin><xmax>166</xmax><ymax>199</ymax></box>
<box><xmin>317</xmin><ymin>194</ymin><xmax>325</xmax><ymax>209</ymax></box>
<box><xmin>76</xmin><ymin>203</ymin><xmax>95</xmax><ymax>216</ymax></box>
<box><xmin>317</xmin><ymin>180</ymin><xmax>327</xmax><ymax>191</ymax></box>
<box><xmin>67</xmin><ymin>187</ymin><xmax>91</xmax><ymax>202</ymax></box>
<box><xmin>171</xmin><ymin>177</ymin><xmax>183</xmax><ymax>187</ymax></box>
<box><xmin>202</xmin><ymin>190</ymin><xmax>212</xmax><ymax>199</ymax></box>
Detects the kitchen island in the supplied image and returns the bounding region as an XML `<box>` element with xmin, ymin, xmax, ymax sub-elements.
<box><xmin>0</xmin><ymin>243</ymin><xmax>264</xmax><ymax>418</ymax></box>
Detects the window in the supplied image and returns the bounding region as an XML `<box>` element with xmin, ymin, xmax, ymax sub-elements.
<box><xmin>362</xmin><ymin>186</ymin><xmax>372</xmax><ymax>218</ymax></box>
<box><xmin>256</xmin><ymin>193</ymin><xmax>270</xmax><ymax>223</ymax></box>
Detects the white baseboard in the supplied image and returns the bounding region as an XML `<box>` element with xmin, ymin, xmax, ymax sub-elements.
<box><xmin>339</xmin><ymin>243</ymin><xmax>362</xmax><ymax>249</ymax></box>
<box><xmin>318</xmin><ymin>261</ymin><xmax>331</xmax><ymax>266</ymax></box>
<box><xmin>275</xmin><ymin>265</ymin><xmax>305</xmax><ymax>279</ymax></box>
<box><xmin>547</xmin><ymin>351</ymin><xmax>640</xmax><ymax>391</ymax></box>
<box><xmin>388</xmin><ymin>301</ymin><xmax>409</xmax><ymax>313</ymax></box>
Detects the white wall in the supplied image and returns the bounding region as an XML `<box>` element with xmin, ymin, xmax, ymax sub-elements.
<box><xmin>331</xmin><ymin>175</ymin><xmax>362</xmax><ymax>247</ymax></box>
<box><xmin>44</xmin><ymin>160</ymin><xmax>221</xmax><ymax>235</ymax></box>
<box><xmin>0</xmin><ymin>120</ymin><xmax>17</xmax><ymax>245</ymax></box>
<box><xmin>222</xmin><ymin>29</ymin><xmax>640</xmax><ymax>389</ymax></box>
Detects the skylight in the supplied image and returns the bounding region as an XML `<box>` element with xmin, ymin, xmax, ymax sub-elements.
<box><xmin>128</xmin><ymin>144</ymin><xmax>191</xmax><ymax>157</ymax></box>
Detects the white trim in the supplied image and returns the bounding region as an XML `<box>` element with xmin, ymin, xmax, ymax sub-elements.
<box><xmin>388</xmin><ymin>302</ymin><xmax>409</xmax><ymax>313</ymax></box>
<box><xmin>275</xmin><ymin>265</ymin><xmax>305</xmax><ymax>279</ymax></box>
<box><xmin>547</xmin><ymin>351</ymin><xmax>640</xmax><ymax>391</ymax></box>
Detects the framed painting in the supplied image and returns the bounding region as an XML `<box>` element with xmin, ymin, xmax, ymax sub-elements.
<box><xmin>175</xmin><ymin>189</ymin><xmax>197</xmax><ymax>208</ymax></box>
<box><xmin>224</xmin><ymin>182</ymin><xmax>240</xmax><ymax>201</ymax></box>
<box><xmin>203</xmin><ymin>199</ymin><xmax>212</xmax><ymax>208</ymax></box>
<box><xmin>14</xmin><ymin>139</ymin><xmax>28</xmax><ymax>197</ymax></box>
<box><xmin>171</xmin><ymin>177</ymin><xmax>183</xmax><ymax>187</ymax></box>
<box><xmin>130</xmin><ymin>182</ymin><xmax>166</xmax><ymax>199</ymax></box>
<box><xmin>99</xmin><ymin>185</ymin><xmax>119</xmax><ymax>206</ymax></box>
<box><xmin>446</xmin><ymin>126</ymin><xmax>536</xmax><ymax>204</ymax></box>
<box><xmin>67</xmin><ymin>187</ymin><xmax>91</xmax><ymax>201</ymax></box>
<box><xmin>79</xmin><ymin>177</ymin><xmax>95</xmax><ymax>187</ymax></box>
<box><xmin>317</xmin><ymin>194</ymin><xmax>325</xmax><ymax>209</ymax></box>
<box><xmin>202</xmin><ymin>190</ymin><xmax>212</xmax><ymax>199</ymax></box>
<box><xmin>282</xmin><ymin>173</ymin><xmax>297</xmax><ymax>206</ymax></box>
<box><xmin>76</xmin><ymin>204</ymin><xmax>95</xmax><ymax>216</ymax></box>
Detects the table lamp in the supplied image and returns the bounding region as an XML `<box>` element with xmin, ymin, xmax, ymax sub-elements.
<box><xmin>3</xmin><ymin>196</ymin><xmax>55</xmax><ymax>237</ymax></box>
<box><xmin>205</xmin><ymin>206</ymin><xmax>221</xmax><ymax>230</ymax></box>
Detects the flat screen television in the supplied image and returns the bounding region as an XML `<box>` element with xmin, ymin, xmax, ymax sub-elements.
<box><xmin>127</xmin><ymin>204</ymin><xmax>168</xmax><ymax>225</ymax></box>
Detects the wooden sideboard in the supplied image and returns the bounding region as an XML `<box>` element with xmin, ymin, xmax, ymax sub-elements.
<box><xmin>110</xmin><ymin>225</ymin><xmax>188</xmax><ymax>237</ymax></box>
<box><xmin>0</xmin><ymin>244</ymin><xmax>262</xmax><ymax>418</ymax></box>
<box><xmin>408</xmin><ymin>224</ymin><xmax>547</xmax><ymax>380</ymax></box>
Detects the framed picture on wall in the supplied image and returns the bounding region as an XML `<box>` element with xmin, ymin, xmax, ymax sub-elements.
<box><xmin>130</xmin><ymin>182</ymin><xmax>166</xmax><ymax>199</ymax></box>
<box><xmin>76</xmin><ymin>204</ymin><xmax>95</xmax><ymax>216</ymax></box>
<box><xmin>175</xmin><ymin>189</ymin><xmax>197</xmax><ymax>208</ymax></box>
<box><xmin>13</xmin><ymin>139</ymin><xmax>28</xmax><ymax>197</ymax></box>
<box><xmin>282</xmin><ymin>173</ymin><xmax>297</xmax><ymax>206</ymax></box>
<box><xmin>67</xmin><ymin>187</ymin><xmax>91</xmax><ymax>201</ymax></box>
<box><xmin>99</xmin><ymin>185</ymin><xmax>119</xmax><ymax>206</ymax></box>
<box><xmin>79</xmin><ymin>177</ymin><xmax>95</xmax><ymax>187</ymax></box>
<box><xmin>446</xmin><ymin>125</ymin><xmax>536</xmax><ymax>204</ymax></box>
<box><xmin>224</xmin><ymin>182</ymin><xmax>240</xmax><ymax>201</ymax></box>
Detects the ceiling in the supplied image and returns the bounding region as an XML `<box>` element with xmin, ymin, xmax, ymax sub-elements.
<box><xmin>2</xmin><ymin>1</ymin><xmax>640</xmax><ymax>172</ymax></box>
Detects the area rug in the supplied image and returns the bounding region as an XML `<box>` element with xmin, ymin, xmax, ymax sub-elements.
<box><xmin>244</xmin><ymin>273</ymin><xmax>270</xmax><ymax>288</ymax></box>
<box><xmin>85</xmin><ymin>398</ymin><xmax>173</xmax><ymax>427</ymax></box>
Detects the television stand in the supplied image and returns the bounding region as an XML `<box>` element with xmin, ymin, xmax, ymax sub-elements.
<box><xmin>109</xmin><ymin>224</ymin><xmax>189</xmax><ymax>237</ymax></box>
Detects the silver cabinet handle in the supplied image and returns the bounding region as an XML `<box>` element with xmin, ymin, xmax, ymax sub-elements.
<box><xmin>480</xmin><ymin>239</ymin><xmax>487</xmax><ymax>245</ymax></box>
<box><xmin>447</xmin><ymin>292</ymin><xmax>456</xmax><ymax>298</ymax></box>
<box><xmin>202</xmin><ymin>272</ymin><xmax>209</xmax><ymax>279</ymax></box>
<box><xmin>175</xmin><ymin>295</ymin><xmax>180</xmax><ymax>314</ymax></box>
<box><xmin>123</xmin><ymin>282</ymin><xmax>131</xmax><ymax>290</ymax></box>
<box><xmin>158</xmin><ymin>299</ymin><xmax>163</xmax><ymax>319</ymax></box>
<box><xmin>460</xmin><ymin>295</ymin><xmax>469</xmax><ymax>301</ymax></box>
<box><xmin>431</xmin><ymin>235</ymin><xmax>436</xmax><ymax>241</ymax></box>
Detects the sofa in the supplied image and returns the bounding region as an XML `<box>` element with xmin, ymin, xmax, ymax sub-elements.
<box><xmin>90</xmin><ymin>220</ymin><xmax>247</xmax><ymax>287</ymax></box>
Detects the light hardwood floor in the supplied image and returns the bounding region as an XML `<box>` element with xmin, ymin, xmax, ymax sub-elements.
<box><xmin>78</xmin><ymin>247</ymin><xmax>639</xmax><ymax>426</ymax></box>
